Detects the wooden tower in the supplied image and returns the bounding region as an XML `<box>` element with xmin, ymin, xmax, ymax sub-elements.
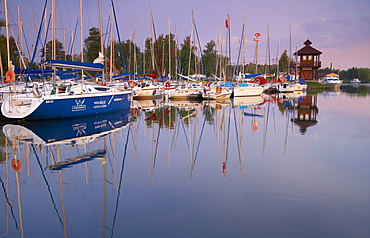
<box><xmin>294</xmin><ymin>40</ymin><xmax>322</xmax><ymax>81</ymax></box>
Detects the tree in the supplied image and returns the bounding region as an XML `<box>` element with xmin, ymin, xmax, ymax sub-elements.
<box><xmin>358</xmin><ymin>68</ymin><xmax>370</xmax><ymax>82</ymax></box>
<box><xmin>203</xmin><ymin>40</ymin><xmax>216</xmax><ymax>77</ymax></box>
<box><xmin>0</xmin><ymin>34</ymin><xmax>17</xmax><ymax>70</ymax></box>
<box><xmin>84</xmin><ymin>27</ymin><xmax>101</xmax><ymax>63</ymax></box>
<box><xmin>179</xmin><ymin>36</ymin><xmax>197</xmax><ymax>76</ymax></box>
<box><xmin>40</xmin><ymin>39</ymin><xmax>65</xmax><ymax>61</ymax></box>
<box><xmin>278</xmin><ymin>50</ymin><xmax>289</xmax><ymax>73</ymax></box>
<box><xmin>0</xmin><ymin>10</ymin><xmax>5</xmax><ymax>32</ymax></box>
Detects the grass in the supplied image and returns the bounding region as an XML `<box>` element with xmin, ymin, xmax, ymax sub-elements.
<box><xmin>307</xmin><ymin>82</ymin><xmax>326</xmax><ymax>87</ymax></box>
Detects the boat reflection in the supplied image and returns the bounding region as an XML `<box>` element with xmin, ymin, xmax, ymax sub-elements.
<box><xmin>3</xmin><ymin>108</ymin><xmax>132</xmax><ymax>146</ymax></box>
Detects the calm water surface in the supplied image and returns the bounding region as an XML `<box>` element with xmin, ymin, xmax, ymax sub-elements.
<box><xmin>0</xmin><ymin>84</ymin><xmax>369</xmax><ymax>238</ymax></box>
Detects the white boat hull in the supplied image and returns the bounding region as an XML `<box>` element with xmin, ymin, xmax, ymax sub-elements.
<box><xmin>233</xmin><ymin>84</ymin><xmax>264</xmax><ymax>97</ymax></box>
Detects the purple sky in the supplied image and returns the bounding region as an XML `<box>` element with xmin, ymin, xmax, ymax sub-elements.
<box><xmin>4</xmin><ymin>0</ymin><xmax>370</xmax><ymax>70</ymax></box>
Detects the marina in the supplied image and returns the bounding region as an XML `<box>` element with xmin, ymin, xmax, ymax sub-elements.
<box><xmin>0</xmin><ymin>83</ymin><xmax>369</xmax><ymax>237</ymax></box>
<box><xmin>0</xmin><ymin>0</ymin><xmax>369</xmax><ymax>237</ymax></box>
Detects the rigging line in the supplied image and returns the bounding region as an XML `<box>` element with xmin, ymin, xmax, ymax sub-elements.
<box><xmin>193</xmin><ymin>106</ymin><xmax>209</xmax><ymax>162</ymax></box>
<box><xmin>110</xmin><ymin>0</ymin><xmax>127</xmax><ymax>73</ymax></box>
<box><xmin>29</xmin><ymin>0</ymin><xmax>49</xmax><ymax>70</ymax></box>
<box><xmin>234</xmin><ymin>19</ymin><xmax>246</xmax><ymax>76</ymax></box>
<box><xmin>262</xmin><ymin>99</ymin><xmax>271</xmax><ymax>155</ymax></box>
<box><xmin>31</xmin><ymin>144</ymin><xmax>64</xmax><ymax>228</ymax></box>
<box><xmin>67</xmin><ymin>18</ymin><xmax>79</xmax><ymax>56</ymax></box>
<box><xmin>0</xmin><ymin>176</ymin><xmax>19</xmax><ymax>230</ymax></box>
<box><xmin>21</xmin><ymin>25</ymin><xmax>32</xmax><ymax>61</ymax></box>
<box><xmin>193</xmin><ymin>19</ymin><xmax>206</xmax><ymax>75</ymax></box>
<box><xmin>110</xmin><ymin>127</ymin><xmax>130</xmax><ymax>238</ymax></box>
<box><xmin>233</xmin><ymin>108</ymin><xmax>242</xmax><ymax>169</ymax></box>
<box><xmin>283</xmin><ymin>106</ymin><xmax>289</xmax><ymax>156</ymax></box>
<box><xmin>170</xmin><ymin>111</ymin><xmax>181</xmax><ymax>152</ymax></box>
<box><xmin>107</xmin><ymin>133</ymin><xmax>116</xmax><ymax>177</ymax></box>
<box><xmin>225</xmin><ymin>106</ymin><xmax>231</xmax><ymax>163</ymax></box>
<box><xmin>103</xmin><ymin>14</ymin><xmax>112</xmax><ymax>49</ymax></box>
<box><xmin>40</xmin><ymin>13</ymin><xmax>52</xmax><ymax>62</ymax></box>
<box><xmin>151</xmin><ymin>110</ymin><xmax>163</xmax><ymax>184</ymax></box>
<box><xmin>179</xmin><ymin>110</ymin><xmax>191</xmax><ymax>153</ymax></box>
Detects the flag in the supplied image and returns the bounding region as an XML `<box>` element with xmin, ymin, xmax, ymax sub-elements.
<box><xmin>225</xmin><ymin>18</ymin><xmax>229</xmax><ymax>28</ymax></box>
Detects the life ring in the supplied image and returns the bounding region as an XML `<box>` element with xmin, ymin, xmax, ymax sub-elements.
<box><xmin>5</xmin><ymin>70</ymin><xmax>15</xmax><ymax>83</ymax></box>
<box><xmin>255</xmin><ymin>78</ymin><xmax>260</xmax><ymax>84</ymax></box>
<box><xmin>165</xmin><ymin>82</ymin><xmax>171</xmax><ymax>88</ymax></box>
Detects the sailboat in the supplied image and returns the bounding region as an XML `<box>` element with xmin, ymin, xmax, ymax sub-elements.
<box><xmin>1</xmin><ymin>60</ymin><xmax>132</xmax><ymax>120</ymax></box>
<box><xmin>1</xmin><ymin>0</ymin><xmax>133</xmax><ymax>120</ymax></box>
<box><xmin>202</xmin><ymin>81</ymin><xmax>232</xmax><ymax>100</ymax></box>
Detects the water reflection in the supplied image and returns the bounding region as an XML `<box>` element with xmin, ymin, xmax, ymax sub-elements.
<box><xmin>3</xmin><ymin>109</ymin><xmax>132</xmax><ymax>146</ymax></box>
<box><xmin>0</xmin><ymin>85</ymin><xmax>369</xmax><ymax>237</ymax></box>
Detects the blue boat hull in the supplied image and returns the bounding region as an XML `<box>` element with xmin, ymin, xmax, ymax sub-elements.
<box><xmin>26</xmin><ymin>92</ymin><xmax>131</xmax><ymax>120</ymax></box>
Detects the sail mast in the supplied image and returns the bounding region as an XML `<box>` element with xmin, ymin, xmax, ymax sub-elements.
<box><xmin>168</xmin><ymin>18</ymin><xmax>171</xmax><ymax>78</ymax></box>
<box><xmin>4</xmin><ymin>0</ymin><xmax>11</xmax><ymax>70</ymax></box>
<box><xmin>80</xmin><ymin>0</ymin><xmax>84</xmax><ymax>79</ymax></box>
<box><xmin>52</xmin><ymin>0</ymin><xmax>56</xmax><ymax>60</ymax></box>
<box><xmin>98</xmin><ymin>0</ymin><xmax>105</xmax><ymax>83</ymax></box>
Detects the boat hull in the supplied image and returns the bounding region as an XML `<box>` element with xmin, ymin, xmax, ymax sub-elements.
<box><xmin>132</xmin><ymin>86</ymin><xmax>162</xmax><ymax>99</ymax></box>
<box><xmin>169</xmin><ymin>88</ymin><xmax>203</xmax><ymax>99</ymax></box>
<box><xmin>1</xmin><ymin>91</ymin><xmax>132</xmax><ymax>120</ymax></box>
<box><xmin>233</xmin><ymin>84</ymin><xmax>264</xmax><ymax>97</ymax></box>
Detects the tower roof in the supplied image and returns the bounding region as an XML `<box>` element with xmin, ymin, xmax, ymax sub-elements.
<box><xmin>294</xmin><ymin>39</ymin><xmax>322</xmax><ymax>55</ymax></box>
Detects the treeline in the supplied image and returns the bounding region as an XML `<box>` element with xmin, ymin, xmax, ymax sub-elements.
<box><xmin>319</xmin><ymin>67</ymin><xmax>370</xmax><ymax>82</ymax></box>
<box><xmin>1</xmin><ymin>24</ymin><xmax>368</xmax><ymax>81</ymax></box>
<box><xmin>0</xmin><ymin>26</ymin><xmax>295</xmax><ymax>79</ymax></box>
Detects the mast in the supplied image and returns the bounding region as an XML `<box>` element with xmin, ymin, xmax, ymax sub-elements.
<box><xmin>71</xmin><ymin>30</ymin><xmax>74</xmax><ymax>61</ymax></box>
<box><xmin>80</xmin><ymin>0</ymin><xmax>84</xmax><ymax>79</ymax></box>
<box><xmin>289</xmin><ymin>23</ymin><xmax>292</xmax><ymax>80</ymax></box>
<box><xmin>44</xmin><ymin>8</ymin><xmax>47</xmax><ymax>65</ymax></box>
<box><xmin>188</xmin><ymin>10</ymin><xmax>194</xmax><ymax>76</ymax></box>
<box><xmin>52</xmin><ymin>0</ymin><xmax>56</xmax><ymax>60</ymax></box>
<box><xmin>17</xmin><ymin>6</ymin><xmax>23</xmax><ymax>68</ymax></box>
<box><xmin>109</xmin><ymin>10</ymin><xmax>114</xmax><ymax>82</ymax></box>
<box><xmin>242</xmin><ymin>9</ymin><xmax>247</xmax><ymax>75</ymax></box>
<box><xmin>227</xmin><ymin>14</ymin><xmax>231</xmax><ymax>79</ymax></box>
<box><xmin>4</xmin><ymin>0</ymin><xmax>11</xmax><ymax>70</ymax></box>
<box><xmin>174</xmin><ymin>25</ymin><xmax>178</xmax><ymax>80</ymax></box>
<box><xmin>133</xmin><ymin>19</ymin><xmax>137</xmax><ymax>77</ymax></box>
<box><xmin>266</xmin><ymin>23</ymin><xmax>271</xmax><ymax>75</ymax></box>
<box><xmin>149</xmin><ymin>3</ymin><xmax>156</xmax><ymax>74</ymax></box>
<box><xmin>0</xmin><ymin>52</ymin><xmax>3</xmax><ymax>84</ymax></box>
<box><xmin>168</xmin><ymin>18</ymin><xmax>171</xmax><ymax>78</ymax></box>
<box><xmin>98</xmin><ymin>0</ymin><xmax>105</xmax><ymax>83</ymax></box>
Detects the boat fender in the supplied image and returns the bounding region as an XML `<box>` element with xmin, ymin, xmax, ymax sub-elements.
<box><xmin>5</xmin><ymin>70</ymin><xmax>15</xmax><ymax>83</ymax></box>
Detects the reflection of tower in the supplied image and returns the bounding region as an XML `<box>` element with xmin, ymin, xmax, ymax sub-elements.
<box><xmin>291</xmin><ymin>95</ymin><xmax>319</xmax><ymax>135</ymax></box>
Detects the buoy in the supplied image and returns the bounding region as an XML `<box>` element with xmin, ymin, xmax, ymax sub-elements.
<box><xmin>5</xmin><ymin>70</ymin><xmax>15</xmax><ymax>83</ymax></box>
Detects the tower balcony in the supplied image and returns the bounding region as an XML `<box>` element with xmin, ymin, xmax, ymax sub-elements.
<box><xmin>298</xmin><ymin>61</ymin><xmax>321</xmax><ymax>69</ymax></box>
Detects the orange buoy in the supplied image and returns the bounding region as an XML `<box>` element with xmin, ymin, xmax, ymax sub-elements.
<box><xmin>5</xmin><ymin>70</ymin><xmax>16</xmax><ymax>83</ymax></box>
<box><xmin>11</xmin><ymin>159</ymin><xmax>22</xmax><ymax>171</ymax></box>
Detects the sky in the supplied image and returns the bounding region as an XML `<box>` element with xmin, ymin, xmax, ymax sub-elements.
<box><xmin>3</xmin><ymin>0</ymin><xmax>370</xmax><ymax>70</ymax></box>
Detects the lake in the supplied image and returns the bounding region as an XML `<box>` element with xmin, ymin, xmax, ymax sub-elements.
<box><xmin>0</xmin><ymin>84</ymin><xmax>369</xmax><ymax>238</ymax></box>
